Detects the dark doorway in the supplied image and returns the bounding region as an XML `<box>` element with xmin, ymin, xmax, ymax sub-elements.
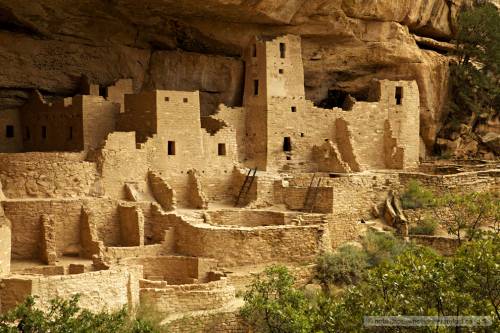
<box><xmin>279</xmin><ymin>43</ymin><xmax>286</xmax><ymax>58</ymax></box>
<box><xmin>254</xmin><ymin>80</ymin><xmax>259</xmax><ymax>96</ymax></box>
<box><xmin>5</xmin><ymin>125</ymin><xmax>14</xmax><ymax>138</ymax></box>
<box><xmin>218</xmin><ymin>143</ymin><xmax>226</xmax><ymax>156</ymax></box>
<box><xmin>41</xmin><ymin>126</ymin><xmax>47</xmax><ymax>139</ymax></box>
<box><xmin>167</xmin><ymin>141</ymin><xmax>176</xmax><ymax>155</ymax></box>
<box><xmin>283</xmin><ymin>137</ymin><xmax>292</xmax><ymax>152</ymax></box>
<box><xmin>395</xmin><ymin>86</ymin><xmax>403</xmax><ymax>105</ymax></box>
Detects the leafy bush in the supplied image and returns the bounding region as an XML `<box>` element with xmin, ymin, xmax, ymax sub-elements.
<box><xmin>400</xmin><ymin>180</ymin><xmax>436</xmax><ymax>209</ymax></box>
<box><xmin>316</xmin><ymin>245</ymin><xmax>368</xmax><ymax>287</ymax></box>
<box><xmin>242</xmin><ymin>235</ymin><xmax>500</xmax><ymax>333</ymax></box>
<box><xmin>0</xmin><ymin>295</ymin><xmax>159</xmax><ymax>333</ymax></box>
<box><xmin>240</xmin><ymin>265</ymin><xmax>313</xmax><ymax>333</ymax></box>
<box><xmin>409</xmin><ymin>217</ymin><xmax>438</xmax><ymax>235</ymax></box>
<box><xmin>361</xmin><ymin>230</ymin><xmax>410</xmax><ymax>266</ymax></box>
<box><xmin>434</xmin><ymin>191</ymin><xmax>500</xmax><ymax>244</ymax></box>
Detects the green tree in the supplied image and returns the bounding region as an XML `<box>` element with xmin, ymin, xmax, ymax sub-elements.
<box><xmin>240</xmin><ymin>265</ymin><xmax>313</xmax><ymax>333</ymax></box>
<box><xmin>449</xmin><ymin>2</ymin><xmax>500</xmax><ymax>131</ymax></box>
<box><xmin>433</xmin><ymin>191</ymin><xmax>499</xmax><ymax>244</ymax></box>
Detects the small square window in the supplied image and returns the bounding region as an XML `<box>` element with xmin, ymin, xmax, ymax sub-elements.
<box><xmin>286</xmin><ymin>156</ymin><xmax>291</xmax><ymax>160</ymax></box>
<box><xmin>5</xmin><ymin>125</ymin><xmax>14</xmax><ymax>138</ymax></box>
<box><xmin>300</xmin><ymin>133</ymin><xmax>304</xmax><ymax>137</ymax></box>
<box><xmin>291</xmin><ymin>106</ymin><xmax>297</xmax><ymax>113</ymax></box>
<box><xmin>168</xmin><ymin>141</ymin><xmax>176</xmax><ymax>155</ymax></box>
<box><xmin>183</xmin><ymin>98</ymin><xmax>188</xmax><ymax>103</ymax></box>
<box><xmin>279</xmin><ymin>69</ymin><xmax>284</xmax><ymax>74</ymax></box>
<box><xmin>165</xmin><ymin>97</ymin><xmax>170</xmax><ymax>102</ymax></box>
<box><xmin>218</xmin><ymin>143</ymin><xmax>226</xmax><ymax>156</ymax></box>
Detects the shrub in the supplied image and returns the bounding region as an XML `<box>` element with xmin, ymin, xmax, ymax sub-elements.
<box><xmin>409</xmin><ymin>217</ymin><xmax>438</xmax><ymax>235</ymax></box>
<box><xmin>316</xmin><ymin>245</ymin><xmax>368</xmax><ymax>287</ymax></box>
<box><xmin>240</xmin><ymin>265</ymin><xmax>313</xmax><ymax>333</ymax></box>
<box><xmin>400</xmin><ymin>180</ymin><xmax>436</xmax><ymax>209</ymax></box>
<box><xmin>362</xmin><ymin>230</ymin><xmax>410</xmax><ymax>266</ymax></box>
<box><xmin>0</xmin><ymin>295</ymin><xmax>159</xmax><ymax>333</ymax></box>
<box><xmin>434</xmin><ymin>191</ymin><xmax>500</xmax><ymax>244</ymax></box>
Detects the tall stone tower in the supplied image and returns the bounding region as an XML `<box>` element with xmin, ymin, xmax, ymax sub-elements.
<box><xmin>243</xmin><ymin>35</ymin><xmax>305</xmax><ymax>170</ymax></box>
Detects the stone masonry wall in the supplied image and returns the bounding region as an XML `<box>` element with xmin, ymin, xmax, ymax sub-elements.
<box><xmin>30</xmin><ymin>265</ymin><xmax>143</xmax><ymax>312</ymax></box>
<box><xmin>3</xmin><ymin>199</ymin><xmax>83</xmax><ymax>259</ymax></box>
<box><xmin>0</xmin><ymin>109</ymin><xmax>22</xmax><ymax>153</ymax></box>
<box><xmin>175</xmin><ymin>221</ymin><xmax>328</xmax><ymax>267</ymax></box>
<box><xmin>166</xmin><ymin>310</ymin><xmax>247</xmax><ymax>333</ymax></box>
<box><xmin>0</xmin><ymin>205</ymin><xmax>11</xmax><ymax>276</ymax></box>
<box><xmin>0</xmin><ymin>152</ymin><xmax>97</xmax><ymax>198</ymax></box>
<box><xmin>140</xmin><ymin>278</ymin><xmax>235</xmax><ymax>316</ymax></box>
<box><xmin>120</xmin><ymin>256</ymin><xmax>217</xmax><ymax>284</ymax></box>
<box><xmin>205</xmin><ymin>210</ymin><xmax>285</xmax><ymax>227</ymax></box>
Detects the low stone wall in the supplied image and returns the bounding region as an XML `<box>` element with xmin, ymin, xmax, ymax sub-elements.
<box><xmin>104</xmin><ymin>243</ymin><xmax>174</xmax><ymax>262</ymax></box>
<box><xmin>326</xmin><ymin>217</ymin><xmax>361</xmax><ymax>249</ymax></box>
<box><xmin>276</xmin><ymin>186</ymin><xmax>334</xmax><ymax>213</ymax></box>
<box><xmin>119</xmin><ymin>256</ymin><xmax>218</xmax><ymax>284</ymax></box>
<box><xmin>175</xmin><ymin>221</ymin><xmax>328</xmax><ymax>267</ymax></box>
<box><xmin>410</xmin><ymin>235</ymin><xmax>460</xmax><ymax>256</ymax></box>
<box><xmin>140</xmin><ymin>278</ymin><xmax>235</xmax><ymax>315</ymax></box>
<box><xmin>398</xmin><ymin>170</ymin><xmax>499</xmax><ymax>194</ymax></box>
<box><xmin>0</xmin><ymin>152</ymin><xmax>97</xmax><ymax>198</ymax></box>
<box><xmin>0</xmin><ymin>265</ymin><xmax>143</xmax><ymax>313</ymax></box>
<box><xmin>205</xmin><ymin>210</ymin><xmax>285</xmax><ymax>227</ymax></box>
<box><xmin>165</xmin><ymin>309</ymin><xmax>247</xmax><ymax>333</ymax></box>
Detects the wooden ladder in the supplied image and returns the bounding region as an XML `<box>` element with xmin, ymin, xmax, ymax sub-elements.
<box><xmin>235</xmin><ymin>168</ymin><xmax>257</xmax><ymax>207</ymax></box>
<box><xmin>303</xmin><ymin>174</ymin><xmax>322</xmax><ymax>213</ymax></box>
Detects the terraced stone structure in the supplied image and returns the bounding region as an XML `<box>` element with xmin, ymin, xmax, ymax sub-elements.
<box><xmin>0</xmin><ymin>34</ymin><xmax>498</xmax><ymax>331</ymax></box>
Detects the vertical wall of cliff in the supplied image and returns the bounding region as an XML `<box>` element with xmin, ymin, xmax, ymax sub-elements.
<box><xmin>0</xmin><ymin>0</ymin><xmax>474</xmax><ymax>152</ymax></box>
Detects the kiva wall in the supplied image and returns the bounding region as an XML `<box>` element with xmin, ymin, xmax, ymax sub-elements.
<box><xmin>175</xmin><ymin>221</ymin><xmax>328</xmax><ymax>267</ymax></box>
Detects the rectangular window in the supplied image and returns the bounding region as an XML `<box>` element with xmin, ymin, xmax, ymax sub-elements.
<box><xmin>279</xmin><ymin>43</ymin><xmax>286</xmax><ymax>58</ymax></box>
<box><xmin>279</xmin><ymin>69</ymin><xmax>284</xmax><ymax>74</ymax></box>
<box><xmin>5</xmin><ymin>125</ymin><xmax>14</xmax><ymax>138</ymax></box>
<box><xmin>395</xmin><ymin>86</ymin><xmax>403</xmax><ymax>105</ymax></box>
<box><xmin>291</xmin><ymin>106</ymin><xmax>297</xmax><ymax>113</ymax></box>
<box><xmin>283</xmin><ymin>137</ymin><xmax>292</xmax><ymax>152</ymax></box>
<box><xmin>41</xmin><ymin>126</ymin><xmax>47</xmax><ymax>139</ymax></box>
<box><xmin>68</xmin><ymin>126</ymin><xmax>73</xmax><ymax>140</ymax></box>
<box><xmin>252</xmin><ymin>44</ymin><xmax>257</xmax><ymax>57</ymax></box>
<box><xmin>99</xmin><ymin>86</ymin><xmax>107</xmax><ymax>98</ymax></box>
<box><xmin>167</xmin><ymin>141</ymin><xmax>176</xmax><ymax>155</ymax></box>
<box><xmin>254</xmin><ymin>80</ymin><xmax>259</xmax><ymax>96</ymax></box>
<box><xmin>25</xmin><ymin>127</ymin><xmax>30</xmax><ymax>140</ymax></box>
<box><xmin>218</xmin><ymin>143</ymin><xmax>226</xmax><ymax>156</ymax></box>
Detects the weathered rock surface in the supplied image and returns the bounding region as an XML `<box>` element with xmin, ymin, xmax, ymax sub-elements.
<box><xmin>0</xmin><ymin>0</ymin><xmax>478</xmax><ymax>149</ymax></box>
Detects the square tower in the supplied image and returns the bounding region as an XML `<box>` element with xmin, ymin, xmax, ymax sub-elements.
<box><xmin>243</xmin><ymin>35</ymin><xmax>305</xmax><ymax>170</ymax></box>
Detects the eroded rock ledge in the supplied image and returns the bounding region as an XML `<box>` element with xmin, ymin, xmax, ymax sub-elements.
<box><xmin>0</xmin><ymin>0</ymin><xmax>477</xmax><ymax>149</ymax></box>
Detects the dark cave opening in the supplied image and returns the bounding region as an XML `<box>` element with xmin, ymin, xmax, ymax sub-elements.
<box><xmin>316</xmin><ymin>89</ymin><xmax>369</xmax><ymax>111</ymax></box>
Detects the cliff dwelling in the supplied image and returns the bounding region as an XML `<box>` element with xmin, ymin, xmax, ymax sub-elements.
<box><xmin>0</xmin><ymin>5</ymin><xmax>498</xmax><ymax>329</ymax></box>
